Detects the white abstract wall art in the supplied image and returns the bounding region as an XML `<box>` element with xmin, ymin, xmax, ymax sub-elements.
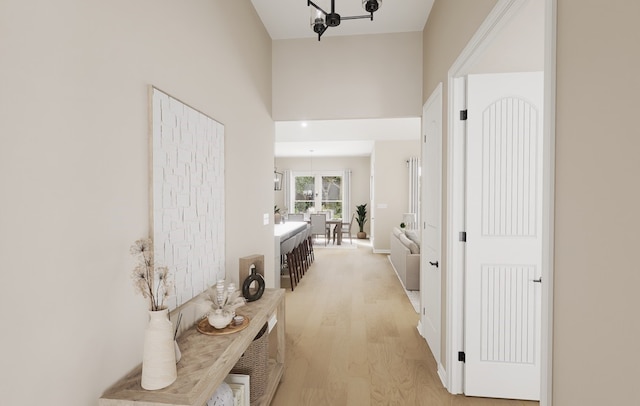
<box><xmin>150</xmin><ymin>86</ymin><xmax>225</xmax><ymax>310</ymax></box>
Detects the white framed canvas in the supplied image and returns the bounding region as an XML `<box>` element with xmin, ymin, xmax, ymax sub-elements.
<box><xmin>225</xmin><ymin>373</ymin><xmax>250</xmax><ymax>406</ymax></box>
<box><xmin>150</xmin><ymin>86</ymin><xmax>225</xmax><ymax>309</ymax></box>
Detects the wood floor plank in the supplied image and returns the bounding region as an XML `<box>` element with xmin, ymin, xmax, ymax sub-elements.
<box><xmin>271</xmin><ymin>243</ymin><xmax>539</xmax><ymax>406</ymax></box>
<box><xmin>346</xmin><ymin>376</ymin><xmax>371</xmax><ymax>406</ymax></box>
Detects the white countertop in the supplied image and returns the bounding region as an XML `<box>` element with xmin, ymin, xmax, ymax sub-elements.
<box><xmin>274</xmin><ymin>221</ymin><xmax>308</xmax><ymax>240</ymax></box>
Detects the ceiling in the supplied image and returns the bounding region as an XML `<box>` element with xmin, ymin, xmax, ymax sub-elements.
<box><xmin>275</xmin><ymin>118</ymin><xmax>422</xmax><ymax>157</ymax></box>
<box><xmin>251</xmin><ymin>1</ymin><xmax>433</xmax><ymax>158</ymax></box>
<box><xmin>251</xmin><ymin>0</ymin><xmax>434</xmax><ymax>40</ymax></box>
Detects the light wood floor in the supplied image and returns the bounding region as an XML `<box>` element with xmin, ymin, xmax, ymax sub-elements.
<box><xmin>271</xmin><ymin>242</ymin><xmax>539</xmax><ymax>406</ymax></box>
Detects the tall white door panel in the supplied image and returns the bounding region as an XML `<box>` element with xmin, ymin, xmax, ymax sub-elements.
<box><xmin>421</xmin><ymin>84</ymin><xmax>442</xmax><ymax>365</ymax></box>
<box><xmin>464</xmin><ymin>72</ymin><xmax>543</xmax><ymax>401</ymax></box>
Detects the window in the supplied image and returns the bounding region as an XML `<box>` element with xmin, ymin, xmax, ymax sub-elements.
<box><xmin>292</xmin><ymin>172</ymin><xmax>343</xmax><ymax>219</ymax></box>
<box><xmin>294</xmin><ymin>175</ymin><xmax>315</xmax><ymax>214</ymax></box>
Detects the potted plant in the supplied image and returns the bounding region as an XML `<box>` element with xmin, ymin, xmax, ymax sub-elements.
<box><xmin>356</xmin><ymin>204</ymin><xmax>367</xmax><ymax>239</ymax></box>
<box><xmin>274</xmin><ymin>205</ymin><xmax>282</xmax><ymax>224</ymax></box>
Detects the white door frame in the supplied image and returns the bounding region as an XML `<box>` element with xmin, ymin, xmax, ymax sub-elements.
<box><xmin>444</xmin><ymin>1</ymin><xmax>556</xmax><ymax>405</ymax></box>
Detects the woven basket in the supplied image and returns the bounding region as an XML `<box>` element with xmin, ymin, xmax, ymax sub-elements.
<box><xmin>231</xmin><ymin>323</ymin><xmax>269</xmax><ymax>403</ymax></box>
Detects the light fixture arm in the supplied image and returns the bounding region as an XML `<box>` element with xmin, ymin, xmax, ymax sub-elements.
<box><xmin>307</xmin><ymin>0</ymin><xmax>379</xmax><ymax>41</ymax></box>
<box><xmin>341</xmin><ymin>15</ymin><xmax>374</xmax><ymax>21</ymax></box>
<box><xmin>308</xmin><ymin>0</ymin><xmax>329</xmax><ymax>16</ymax></box>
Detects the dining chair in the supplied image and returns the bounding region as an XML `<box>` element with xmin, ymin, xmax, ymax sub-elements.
<box><xmin>337</xmin><ymin>212</ymin><xmax>356</xmax><ymax>245</ymax></box>
<box><xmin>310</xmin><ymin>213</ymin><xmax>330</xmax><ymax>246</ymax></box>
<box><xmin>316</xmin><ymin>211</ymin><xmax>336</xmax><ymax>242</ymax></box>
<box><xmin>288</xmin><ymin>213</ymin><xmax>304</xmax><ymax>221</ymax></box>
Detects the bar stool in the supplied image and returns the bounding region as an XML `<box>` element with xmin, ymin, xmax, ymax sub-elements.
<box><xmin>307</xmin><ymin>225</ymin><xmax>315</xmax><ymax>263</ymax></box>
<box><xmin>293</xmin><ymin>232</ymin><xmax>305</xmax><ymax>282</ymax></box>
<box><xmin>300</xmin><ymin>226</ymin><xmax>311</xmax><ymax>273</ymax></box>
<box><xmin>280</xmin><ymin>237</ymin><xmax>297</xmax><ymax>291</ymax></box>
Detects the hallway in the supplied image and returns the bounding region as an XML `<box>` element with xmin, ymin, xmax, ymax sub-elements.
<box><xmin>271</xmin><ymin>243</ymin><xmax>539</xmax><ymax>405</ymax></box>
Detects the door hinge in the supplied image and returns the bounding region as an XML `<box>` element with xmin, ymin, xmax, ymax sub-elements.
<box><xmin>458</xmin><ymin>351</ymin><xmax>466</xmax><ymax>363</ymax></box>
<box><xmin>459</xmin><ymin>231</ymin><xmax>467</xmax><ymax>242</ymax></box>
<box><xmin>460</xmin><ymin>110</ymin><xmax>468</xmax><ymax>121</ymax></box>
<box><xmin>424</xmin><ymin>134</ymin><xmax>427</xmax><ymax>143</ymax></box>
<box><xmin>423</xmin><ymin>308</ymin><xmax>426</xmax><ymax>316</ymax></box>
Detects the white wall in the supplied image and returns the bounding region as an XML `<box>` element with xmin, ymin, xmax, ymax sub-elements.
<box><xmin>273</xmin><ymin>32</ymin><xmax>423</xmax><ymax>121</ymax></box>
<box><xmin>371</xmin><ymin>140</ymin><xmax>421</xmax><ymax>252</ymax></box>
<box><xmin>0</xmin><ymin>1</ymin><xmax>273</xmax><ymax>404</ymax></box>
<box><xmin>275</xmin><ymin>156</ymin><xmax>371</xmax><ymax>234</ymax></box>
<box><xmin>469</xmin><ymin>0</ymin><xmax>544</xmax><ymax>74</ymax></box>
<box><xmin>554</xmin><ymin>0</ymin><xmax>640</xmax><ymax>403</ymax></box>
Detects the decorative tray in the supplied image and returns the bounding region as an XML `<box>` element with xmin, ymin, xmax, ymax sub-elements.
<box><xmin>196</xmin><ymin>315</ymin><xmax>250</xmax><ymax>336</ymax></box>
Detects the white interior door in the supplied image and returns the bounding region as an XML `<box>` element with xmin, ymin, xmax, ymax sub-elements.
<box><xmin>421</xmin><ymin>84</ymin><xmax>442</xmax><ymax>366</ymax></box>
<box><xmin>464</xmin><ymin>72</ymin><xmax>543</xmax><ymax>400</ymax></box>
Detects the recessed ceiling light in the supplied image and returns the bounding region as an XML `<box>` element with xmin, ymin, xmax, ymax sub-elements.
<box><xmin>301</xmin><ymin>122</ymin><xmax>308</xmax><ymax>128</ymax></box>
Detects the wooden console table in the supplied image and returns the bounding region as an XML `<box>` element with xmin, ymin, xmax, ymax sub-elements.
<box><xmin>99</xmin><ymin>288</ymin><xmax>285</xmax><ymax>406</ymax></box>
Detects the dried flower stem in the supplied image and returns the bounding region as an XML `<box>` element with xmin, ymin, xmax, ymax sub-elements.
<box><xmin>130</xmin><ymin>238</ymin><xmax>173</xmax><ymax>311</ymax></box>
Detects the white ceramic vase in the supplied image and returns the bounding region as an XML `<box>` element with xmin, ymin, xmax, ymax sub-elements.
<box><xmin>141</xmin><ymin>308</ymin><xmax>177</xmax><ymax>390</ymax></box>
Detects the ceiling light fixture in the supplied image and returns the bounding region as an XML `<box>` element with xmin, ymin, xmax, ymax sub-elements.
<box><xmin>308</xmin><ymin>0</ymin><xmax>382</xmax><ymax>41</ymax></box>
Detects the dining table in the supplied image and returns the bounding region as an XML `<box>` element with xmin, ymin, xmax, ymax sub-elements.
<box><xmin>325</xmin><ymin>218</ymin><xmax>347</xmax><ymax>245</ymax></box>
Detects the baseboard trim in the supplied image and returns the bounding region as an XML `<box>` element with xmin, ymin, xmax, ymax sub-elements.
<box><xmin>387</xmin><ymin>255</ymin><xmax>407</xmax><ymax>290</ymax></box>
<box><xmin>373</xmin><ymin>249</ymin><xmax>390</xmax><ymax>254</ymax></box>
<box><xmin>438</xmin><ymin>363</ymin><xmax>447</xmax><ymax>388</ymax></box>
<box><xmin>387</xmin><ymin>255</ymin><xmax>421</xmax><ymax>314</ymax></box>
